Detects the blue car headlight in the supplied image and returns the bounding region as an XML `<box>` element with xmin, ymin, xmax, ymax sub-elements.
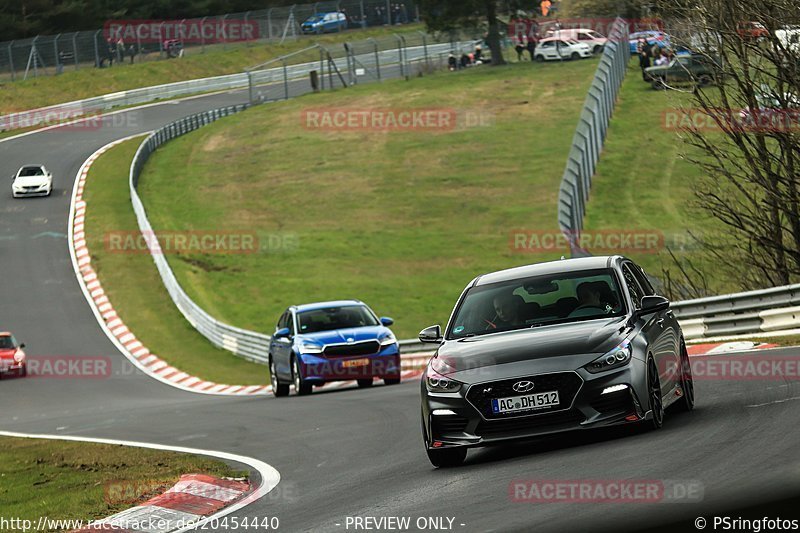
<box><xmin>298</xmin><ymin>341</ymin><xmax>324</xmax><ymax>354</ymax></box>
<box><xmin>585</xmin><ymin>341</ymin><xmax>632</xmax><ymax>374</ymax></box>
<box><xmin>379</xmin><ymin>332</ymin><xmax>397</xmax><ymax>347</ymax></box>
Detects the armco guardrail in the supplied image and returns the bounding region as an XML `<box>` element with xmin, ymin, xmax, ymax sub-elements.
<box><xmin>128</xmin><ymin>104</ymin><xmax>277</xmax><ymax>364</ymax></box>
<box><xmin>557</xmin><ymin>17</ymin><xmax>629</xmax><ymax>254</ymax></box>
<box><xmin>130</xmin><ymin>107</ymin><xmax>437</xmax><ymax>360</ymax></box>
<box><xmin>1</xmin><ymin>36</ymin><xmax>471</xmax><ymax>132</ymax></box>
<box><xmin>126</xmin><ymin>38</ymin><xmax>479</xmax><ymax>361</ymax></box>
<box><xmin>672</xmin><ymin>284</ymin><xmax>800</xmax><ymax>339</ymax></box>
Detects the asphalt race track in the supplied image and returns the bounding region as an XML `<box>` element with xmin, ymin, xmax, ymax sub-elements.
<box><xmin>2</xmin><ymin>84</ymin><xmax>800</xmax><ymax>532</ymax></box>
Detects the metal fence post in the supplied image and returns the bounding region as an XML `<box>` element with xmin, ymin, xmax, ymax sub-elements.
<box><xmin>7</xmin><ymin>42</ymin><xmax>14</xmax><ymax>81</ymax></box>
<box><xmin>419</xmin><ymin>30</ymin><xmax>428</xmax><ymax>67</ymax></box>
<box><xmin>282</xmin><ymin>58</ymin><xmax>289</xmax><ymax>99</ymax></box>
<box><xmin>132</xmin><ymin>25</ymin><xmax>142</xmax><ymax>62</ymax></box>
<box><xmin>222</xmin><ymin>14</ymin><xmax>229</xmax><ymax>50</ymax></box>
<box><xmin>394</xmin><ymin>34</ymin><xmax>403</xmax><ymax>77</ymax></box>
<box><xmin>386</xmin><ymin>0</ymin><xmax>392</xmax><ymax>25</ymax></box>
<box><xmin>313</xmin><ymin>2</ymin><xmax>319</xmax><ymax>15</ymax></box>
<box><xmin>244</xmin><ymin>12</ymin><xmax>252</xmax><ymax>46</ymax></box>
<box><xmin>158</xmin><ymin>21</ymin><xmax>166</xmax><ymax>57</ymax></box>
<box><xmin>93</xmin><ymin>30</ymin><xmax>100</xmax><ymax>67</ymax></box>
<box><xmin>201</xmin><ymin>17</ymin><xmax>208</xmax><ymax>53</ymax></box>
<box><xmin>267</xmin><ymin>9</ymin><xmax>274</xmax><ymax>41</ymax></box>
<box><xmin>317</xmin><ymin>46</ymin><xmax>325</xmax><ymax>90</ymax></box>
<box><xmin>368</xmin><ymin>37</ymin><xmax>380</xmax><ymax>81</ymax></box>
<box><xmin>53</xmin><ymin>34</ymin><xmax>61</xmax><ymax>73</ymax></box>
<box><xmin>72</xmin><ymin>33</ymin><xmax>79</xmax><ymax>69</ymax></box>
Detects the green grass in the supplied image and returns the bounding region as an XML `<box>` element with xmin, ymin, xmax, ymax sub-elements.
<box><xmin>84</xmin><ymin>137</ymin><xmax>269</xmax><ymax>385</ymax></box>
<box><xmin>0</xmin><ymin>436</ymin><xmax>243</xmax><ymax>530</ymax></box>
<box><xmin>582</xmin><ymin>60</ymin><xmax>727</xmax><ymax>295</ymax></box>
<box><xmin>0</xmin><ymin>24</ymin><xmax>424</xmax><ymax>114</ymax></box>
<box><xmin>136</xmin><ymin>59</ymin><xmax>600</xmax><ymax>339</ymax></box>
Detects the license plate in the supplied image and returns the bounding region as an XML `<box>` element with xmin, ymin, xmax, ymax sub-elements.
<box><xmin>491</xmin><ymin>391</ymin><xmax>560</xmax><ymax>414</ymax></box>
<box><xmin>342</xmin><ymin>358</ymin><xmax>369</xmax><ymax>368</ymax></box>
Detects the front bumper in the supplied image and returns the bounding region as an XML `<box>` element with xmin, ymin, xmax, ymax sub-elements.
<box><xmin>421</xmin><ymin>360</ymin><xmax>648</xmax><ymax>449</ymax></box>
<box><xmin>298</xmin><ymin>345</ymin><xmax>401</xmax><ymax>383</ymax></box>
<box><xmin>0</xmin><ymin>359</ymin><xmax>25</xmax><ymax>374</ymax></box>
<box><xmin>12</xmin><ymin>186</ymin><xmax>50</xmax><ymax>197</ymax></box>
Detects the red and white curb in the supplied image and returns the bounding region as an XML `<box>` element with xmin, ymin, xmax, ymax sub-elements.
<box><xmin>687</xmin><ymin>341</ymin><xmax>778</xmax><ymax>357</ymax></box>
<box><xmin>0</xmin><ymin>430</ymin><xmax>280</xmax><ymax>533</ymax></box>
<box><xmin>74</xmin><ymin>474</ymin><xmax>250</xmax><ymax>532</ymax></box>
<box><xmin>69</xmin><ymin>138</ymin><xmax>429</xmax><ymax>396</ymax></box>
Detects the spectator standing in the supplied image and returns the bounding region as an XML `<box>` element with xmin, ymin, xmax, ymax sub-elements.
<box><xmin>526</xmin><ymin>36</ymin><xmax>537</xmax><ymax>61</ymax></box>
<box><xmin>637</xmin><ymin>38</ymin><xmax>651</xmax><ymax>80</ymax></box>
<box><xmin>515</xmin><ymin>35</ymin><xmax>526</xmax><ymax>61</ymax></box>
<box><xmin>107</xmin><ymin>38</ymin><xmax>115</xmax><ymax>66</ymax></box>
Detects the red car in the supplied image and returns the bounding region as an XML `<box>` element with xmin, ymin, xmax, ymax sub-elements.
<box><xmin>737</xmin><ymin>22</ymin><xmax>769</xmax><ymax>41</ymax></box>
<box><xmin>0</xmin><ymin>332</ymin><xmax>27</xmax><ymax>378</ymax></box>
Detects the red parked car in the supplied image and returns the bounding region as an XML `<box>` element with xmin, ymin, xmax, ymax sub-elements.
<box><xmin>737</xmin><ymin>22</ymin><xmax>769</xmax><ymax>41</ymax></box>
<box><xmin>0</xmin><ymin>332</ymin><xmax>27</xmax><ymax>378</ymax></box>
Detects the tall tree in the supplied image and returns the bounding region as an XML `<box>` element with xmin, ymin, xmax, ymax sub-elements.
<box><xmin>418</xmin><ymin>0</ymin><xmax>512</xmax><ymax>66</ymax></box>
<box><xmin>658</xmin><ymin>0</ymin><xmax>800</xmax><ymax>288</ymax></box>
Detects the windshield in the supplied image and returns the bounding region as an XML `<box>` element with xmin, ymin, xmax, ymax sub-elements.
<box><xmin>297</xmin><ymin>306</ymin><xmax>379</xmax><ymax>333</ymax></box>
<box><xmin>306</xmin><ymin>14</ymin><xmax>324</xmax><ymax>22</ymax></box>
<box><xmin>19</xmin><ymin>167</ymin><xmax>44</xmax><ymax>177</ymax></box>
<box><xmin>447</xmin><ymin>268</ymin><xmax>626</xmax><ymax>339</ymax></box>
<box><xmin>0</xmin><ymin>335</ymin><xmax>16</xmax><ymax>349</ymax></box>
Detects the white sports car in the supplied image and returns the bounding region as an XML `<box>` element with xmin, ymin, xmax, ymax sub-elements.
<box><xmin>11</xmin><ymin>164</ymin><xmax>52</xmax><ymax>198</ymax></box>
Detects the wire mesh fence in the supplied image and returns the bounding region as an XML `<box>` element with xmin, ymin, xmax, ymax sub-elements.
<box><xmin>246</xmin><ymin>31</ymin><xmax>481</xmax><ymax>104</ymax></box>
<box><xmin>0</xmin><ymin>0</ymin><xmax>420</xmax><ymax>83</ymax></box>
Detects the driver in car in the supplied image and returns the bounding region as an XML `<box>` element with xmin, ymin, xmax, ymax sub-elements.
<box><xmin>486</xmin><ymin>293</ymin><xmax>524</xmax><ymax>330</ymax></box>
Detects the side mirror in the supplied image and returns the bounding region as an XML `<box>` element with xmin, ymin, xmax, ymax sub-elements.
<box><xmin>639</xmin><ymin>295</ymin><xmax>670</xmax><ymax>315</ymax></box>
<box><xmin>380</xmin><ymin>316</ymin><xmax>394</xmax><ymax>327</ymax></box>
<box><xmin>418</xmin><ymin>325</ymin><xmax>443</xmax><ymax>344</ymax></box>
<box><xmin>274</xmin><ymin>327</ymin><xmax>291</xmax><ymax>339</ymax></box>
<box><xmin>19</xmin><ymin>343</ymin><xmax>25</xmax><ymax>349</ymax></box>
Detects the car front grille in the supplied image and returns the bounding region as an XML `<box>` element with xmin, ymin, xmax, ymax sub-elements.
<box><xmin>590</xmin><ymin>390</ymin><xmax>633</xmax><ymax>415</ymax></box>
<box><xmin>323</xmin><ymin>341</ymin><xmax>380</xmax><ymax>357</ymax></box>
<box><xmin>475</xmin><ymin>409</ymin><xmax>585</xmax><ymax>438</ymax></box>
<box><xmin>466</xmin><ymin>371</ymin><xmax>583</xmax><ymax>419</ymax></box>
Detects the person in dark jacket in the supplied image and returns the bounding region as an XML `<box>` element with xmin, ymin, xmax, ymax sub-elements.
<box><xmin>526</xmin><ymin>36</ymin><xmax>537</xmax><ymax>61</ymax></box>
<box><xmin>638</xmin><ymin>38</ymin><xmax>652</xmax><ymax>80</ymax></box>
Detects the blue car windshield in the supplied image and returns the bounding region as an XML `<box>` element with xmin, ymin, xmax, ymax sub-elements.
<box><xmin>306</xmin><ymin>15</ymin><xmax>325</xmax><ymax>22</ymax></box>
<box><xmin>448</xmin><ymin>269</ymin><xmax>626</xmax><ymax>339</ymax></box>
<box><xmin>298</xmin><ymin>306</ymin><xmax>379</xmax><ymax>334</ymax></box>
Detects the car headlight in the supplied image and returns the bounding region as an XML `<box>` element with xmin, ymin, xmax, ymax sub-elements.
<box><xmin>298</xmin><ymin>341</ymin><xmax>324</xmax><ymax>354</ymax></box>
<box><xmin>379</xmin><ymin>332</ymin><xmax>396</xmax><ymax>346</ymax></box>
<box><xmin>585</xmin><ymin>341</ymin><xmax>632</xmax><ymax>374</ymax></box>
<box><xmin>425</xmin><ymin>359</ymin><xmax>462</xmax><ymax>393</ymax></box>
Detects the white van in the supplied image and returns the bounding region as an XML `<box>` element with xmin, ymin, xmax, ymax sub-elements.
<box><xmin>544</xmin><ymin>28</ymin><xmax>608</xmax><ymax>54</ymax></box>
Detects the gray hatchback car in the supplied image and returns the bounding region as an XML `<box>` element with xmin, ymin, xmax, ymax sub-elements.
<box><xmin>418</xmin><ymin>256</ymin><xmax>694</xmax><ymax>467</ymax></box>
